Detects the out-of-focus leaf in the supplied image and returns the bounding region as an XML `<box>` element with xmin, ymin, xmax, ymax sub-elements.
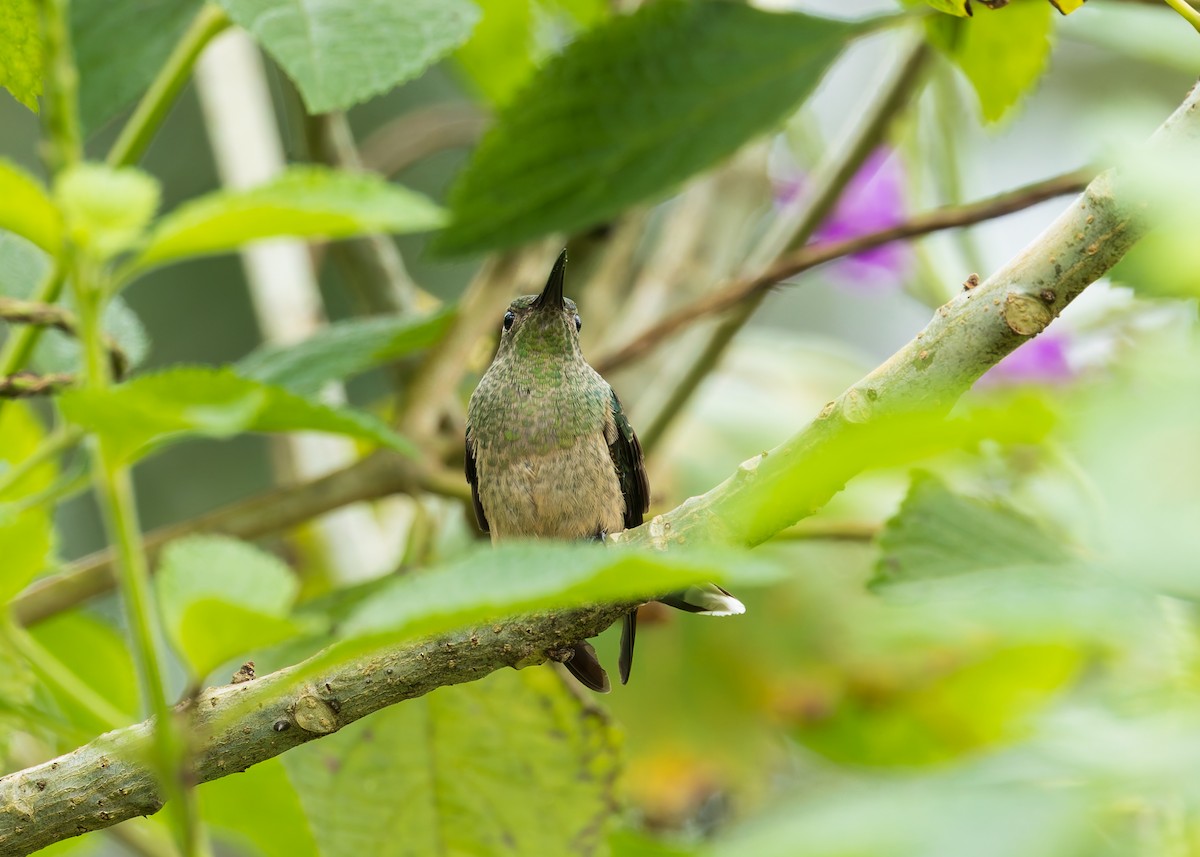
<box><xmin>438</xmin><ymin>1</ymin><xmax>858</xmax><ymax>255</ymax></box>
<box><xmin>707</xmin><ymin>769</ymin><xmax>1093</xmax><ymax>857</ymax></box>
<box><xmin>0</xmin><ymin>402</ymin><xmax>54</xmax><ymax>603</ymax></box>
<box><xmin>283</xmin><ymin>668</ymin><xmax>618</xmax><ymax>857</ymax></box>
<box><xmin>0</xmin><ymin>231</ymin><xmax>49</xmax><ymax>296</ymax></box>
<box><xmin>0</xmin><ymin>0</ymin><xmax>42</xmax><ymax>111</ymax></box>
<box><xmin>59</xmin><ymin>365</ymin><xmax>415</xmax><ymax>464</ymax></box>
<box><xmin>795</xmin><ymin>641</ymin><xmax>1081</xmax><ymax>766</ymax></box>
<box><xmin>0</xmin><ymin>160</ymin><xmax>62</xmax><ymax>253</ymax></box>
<box><xmin>340</xmin><ymin>542</ymin><xmax>778</xmax><ymax>641</ymax></box>
<box><xmin>925</xmin><ymin>0</ymin><xmax>971</xmax><ymax>15</ymax></box>
<box><xmin>1049</xmin><ymin>0</ymin><xmax>1086</xmax><ymax>13</ymax></box>
<box><xmin>237</xmin><ymin>307</ymin><xmax>455</xmax><ymax>397</ymax></box>
<box><xmin>53</xmin><ymin>162</ymin><xmax>159</xmax><ymax>260</ymax></box>
<box><xmin>0</xmin><ymin>640</ymin><xmax>35</xmax><ymax>759</ymax></box>
<box><xmin>874</xmin><ymin>472</ymin><xmax>1070</xmax><ymax>585</ymax></box>
<box><xmin>71</xmin><ymin>0</ymin><xmax>203</xmax><ymax>134</ymax></box>
<box><xmin>132</xmin><ymin>167</ymin><xmax>445</xmax><ymax>273</ymax></box>
<box><xmin>30</xmin><ymin>613</ymin><xmax>139</xmax><ymax>721</ymax></box>
<box><xmin>202</xmin><ymin>758</ymin><xmax>318</xmax><ymax>857</ymax></box>
<box><xmin>155</xmin><ymin>536</ymin><xmax>308</xmax><ymax>679</ymax></box>
<box><xmin>454</xmin><ymin>0</ymin><xmax>606</xmax><ymax>107</ymax></box>
<box><xmin>927</xmin><ymin>1</ymin><xmax>1054</xmax><ymax>123</ymax></box>
<box><xmin>216</xmin><ymin>0</ymin><xmax>480</xmax><ymax>113</ymax></box>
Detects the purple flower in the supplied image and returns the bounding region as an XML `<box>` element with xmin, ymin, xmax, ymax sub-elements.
<box><xmin>775</xmin><ymin>148</ymin><xmax>911</xmax><ymax>291</ymax></box>
<box><xmin>979</xmin><ymin>331</ymin><xmax>1075</xmax><ymax>387</ymax></box>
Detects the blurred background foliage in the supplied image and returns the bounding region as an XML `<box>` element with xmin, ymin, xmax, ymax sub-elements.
<box><xmin>3</xmin><ymin>0</ymin><xmax>1200</xmax><ymax>855</ymax></box>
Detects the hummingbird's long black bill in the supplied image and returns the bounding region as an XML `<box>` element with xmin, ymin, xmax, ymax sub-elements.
<box><xmin>532</xmin><ymin>248</ymin><xmax>568</xmax><ymax>311</ymax></box>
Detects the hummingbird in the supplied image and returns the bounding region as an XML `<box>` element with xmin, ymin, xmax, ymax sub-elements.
<box><xmin>465</xmin><ymin>249</ymin><xmax>744</xmax><ymax>692</ymax></box>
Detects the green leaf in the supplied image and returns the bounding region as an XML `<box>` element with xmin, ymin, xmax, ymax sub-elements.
<box><xmin>438</xmin><ymin>0</ymin><xmax>857</xmax><ymax>255</ymax></box>
<box><xmin>53</xmin><ymin>162</ymin><xmax>160</xmax><ymax>260</ymax></box>
<box><xmin>59</xmin><ymin>365</ymin><xmax>415</xmax><ymax>464</ymax></box>
<box><xmin>0</xmin><ymin>402</ymin><xmax>54</xmax><ymax>603</ymax></box>
<box><xmin>455</xmin><ymin>0</ymin><xmax>606</xmax><ymax>107</ymax></box>
<box><xmin>133</xmin><ymin>167</ymin><xmax>446</xmax><ymax>273</ymax></box>
<box><xmin>874</xmin><ymin>472</ymin><xmax>1071</xmax><ymax>586</ymax></box>
<box><xmin>924</xmin><ymin>0</ymin><xmax>971</xmax><ymax>15</ymax></box>
<box><xmin>0</xmin><ymin>160</ymin><xmax>62</xmax><ymax>253</ymax></box>
<box><xmin>237</xmin><ymin>308</ymin><xmax>455</xmax><ymax>396</ymax></box>
<box><xmin>928</xmin><ymin>1</ymin><xmax>1054</xmax><ymax>123</ymax></box>
<box><xmin>341</xmin><ymin>541</ymin><xmax>776</xmax><ymax>641</ymax></box>
<box><xmin>30</xmin><ymin>613</ymin><xmax>140</xmax><ymax>721</ymax></box>
<box><xmin>156</xmin><ymin>536</ymin><xmax>308</xmax><ymax>679</ymax></box>
<box><xmin>283</xmin><ymin>668</ymin><xmax>618</xmax><ymax>857</ymax></box>
<box><xmin>33</xmin><ymin>292</ymin><xmax>151</xmax><ymax>376</ymax></box>
<box><xmin>71</xmin><ymin>0</ymin><xmax>203</xmax><ymax>134</ymax></box>
<box><xmin>216</xmin><ymin>0</ymin><xmax>480</xmax><ymax>113</ymax></box>
<box><xmin>0</xmin><ymin>0</ymin><xmax>43</xmax><ymax>111</ymax></box>
<box><xmin>201</xmin><ymin>759</ymin><xmax>318</xmax><ymax>857</ymax></box>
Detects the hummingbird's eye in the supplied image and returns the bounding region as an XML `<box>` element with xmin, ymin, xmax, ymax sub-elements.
<box><xmin>574</xmin><ymin>315</ymin><xmax>582</xmax><ymax>332</ymax></box>
<box><xmin>502</xmin><ymin>311</ymin><xmax>515</xmax><ymax>331</ymax></box>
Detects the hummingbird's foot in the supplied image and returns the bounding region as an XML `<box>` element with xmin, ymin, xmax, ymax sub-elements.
<box><xmin>545</xmin><ymin>646</ymin><xmax>574</xmax><ymax>663</ymax></box>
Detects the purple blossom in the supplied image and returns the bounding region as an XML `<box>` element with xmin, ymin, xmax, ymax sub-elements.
<box><xmin>978</xmin><ymin>331</ymin><xmax>1075</xmax><ymax>387</ymax></box>
<box><xmin>775</xmin><ymin>148</ymin><xmax>911</xmax><ymax>290</ymax></box>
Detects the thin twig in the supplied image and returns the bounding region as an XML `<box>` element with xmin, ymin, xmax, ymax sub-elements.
<box><xmin>0</xmin><ymin>372</ymin><xmax>74</xmax><ymax>398</ymax></box>
<box><xmin>594</xmin><ymin>169</ymin><xmax>1091</xmax><ymax>375</ymax></box>
<box><xmin>107</xmin><ymin>4</ymin><xmax>231</xmax><ymax>167</ymax></box>
<box><xmin>11</xmin><ymin>453</ymin><xmax>465</xmax><ymax>627</ymax></box>
<box><xmin>0</xmin><ymin>297</ymin><xmax>131</xmax><ymax>378</ymax></box>
<box><xmin>1162</xmin><ymin>0</ymin><xmax>1200</xmax><ymax>32</ymax></box>
<box><xmin>0</xmin><ymin>263</ymin><xmax>67</xmax><ymax>380</ymax></box>
<box><xmin>358</xmin><ymin>103</ymin><xmax>489</xmax><ymax>178</ymax></box>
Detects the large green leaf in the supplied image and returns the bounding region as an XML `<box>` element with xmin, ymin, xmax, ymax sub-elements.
<box><xmin>0</xmin><ymin>0</ymin><xmax>43</xmax><ymax>111</ymax></box>
<box><xmin>216</xmin><ymin>0</ymin><xmax>480</xmax><ymax>113</ymax></box>
<box><xmin>438</xmin><ymin>0</ymin><xmax>858</xmax><ymax>255</ymax></box>
<box><xmin>201</xmin><ymin>759</ymin><xmax>318</xmax><ymax>857</ymax></box>
<box><xmin>132</xmin><ymin>167</ymin><xmax>446</xmax><ymax>274</ymax></box>
<box><xmin>927</xmin><ymin>1</ymin><xmax>1054</xmax><ymax>123</ymax></box>
<box><xmin>59</xmin><ymin>365</ymin><xmax>415</xmax><ymax>464</ymax></box>
<box><xmin>155</xmin><ymin>536</ymin><xmax>311</xmax><ymax>679</ymax></box>
<box><xmin>0</xmin><ymin>160</ymin><xmax>62</xmax><ymax>254</ymax></box>
<box><xmin>341</xmin><ymin>541</ymin><xmax>776</xmax><ymax>642</ymax></box>
<box><xmin>283</xmin><ymin>668</ymin><xmax>618</xmax><ymax>857</ymax></box>
<box><xmin>237</xmin><ymin>308</ymin><xmax>455</xmax><ymax>397</ymax></box>
<box><xmin>71</xmin><ymin>0</ymin><xmax>203</xmax><ymax>134</ymax></box>
<box><xmin>30</xmin><ymin>613</ymin><xmax>140</xmax><ymax>723</ymax></box>
<box><xmin>874</xmin><ymin>472</ymin><xmax>1070</xmax><ymax>586</ymax></box>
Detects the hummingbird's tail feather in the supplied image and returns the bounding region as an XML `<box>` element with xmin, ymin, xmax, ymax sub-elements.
<box><xmin>565</xmin><ymin>640</ymin><xmax>611</xmax><ymax>693</ymax></box>
<box><xmin>659</xmin><ymin>583</ymin><xmax>746</xmax><ymax>616</ymax></box>
<box><xmin>618</xmin><ymin>610</ymin><xmax>637</xmax><ymax>685</ymax></box>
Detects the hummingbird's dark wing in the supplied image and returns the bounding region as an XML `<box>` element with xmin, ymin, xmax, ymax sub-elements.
<box><xmin>608</xmin><ymin>388</ymin><xmax>648</xmax><ymax>685</ymax></box>
<box><xmin>464</xmin><ymin>434</ymin><xmax>489</xmax><ymax>534</ymax></box>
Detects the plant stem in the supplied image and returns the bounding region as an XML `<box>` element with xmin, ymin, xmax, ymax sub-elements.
<box><xmin>38</xmin><ymin>0</ymin><xmax>82</xmax><ymax>173</ymax></box>
<box><xmin>72</xmin><ymin>265</ymin><xmax>209</xmax><ymax>857</ymax></box>
<box><xmin>0</xmin><ymin>262</ymin><xmax>67</xmax><ymax>378</ymax></box>
<box><xmin>107</xmin><ymin>4</ymin><xmax>231</xmax><ymax>167</ymax></box>
<box><xmin>1162</xmin><ymin>0</ymin><xmax>1200</xmax><ymax>33</ymax></box>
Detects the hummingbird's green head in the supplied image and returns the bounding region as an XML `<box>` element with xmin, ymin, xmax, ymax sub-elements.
<box><xmin>495</xmin><ymin>249</ymin><xmax>584</xmax><ymax>361</ymax></box>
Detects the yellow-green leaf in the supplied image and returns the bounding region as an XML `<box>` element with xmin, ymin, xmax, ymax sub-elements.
<box><xmin>0</xmin><ymin>159</ymin><xmax>62</xmax><ymax>253</ymax></box>
<box><xmin>0</xmin><ymin>0</ymin><xmax>43</xmax><ymax>111</ymax></box>
<box><xmin>54</xmin><ymin>162</ymin><xmax>160</xmax><ymax>260</ymax></box>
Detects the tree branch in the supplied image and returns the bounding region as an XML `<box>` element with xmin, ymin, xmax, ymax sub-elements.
<box><xmin>593</xmin><ymin>169</ymin><xmax>1091</xmax><ymax>376</ymax></box>
<box><xmin>0</xmin><ymin>602</ymin><xmax>631</xmax><ymax>857</ymax></box>
<box><xmin>3</xmin><ymin>77</ymin><xmax>1198</xmax><ymax>857</ymax></box>
<box><xmin>0</xmin><ymin>373</ymin><xmax>74</xmax><ymax>398</ymax></box>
